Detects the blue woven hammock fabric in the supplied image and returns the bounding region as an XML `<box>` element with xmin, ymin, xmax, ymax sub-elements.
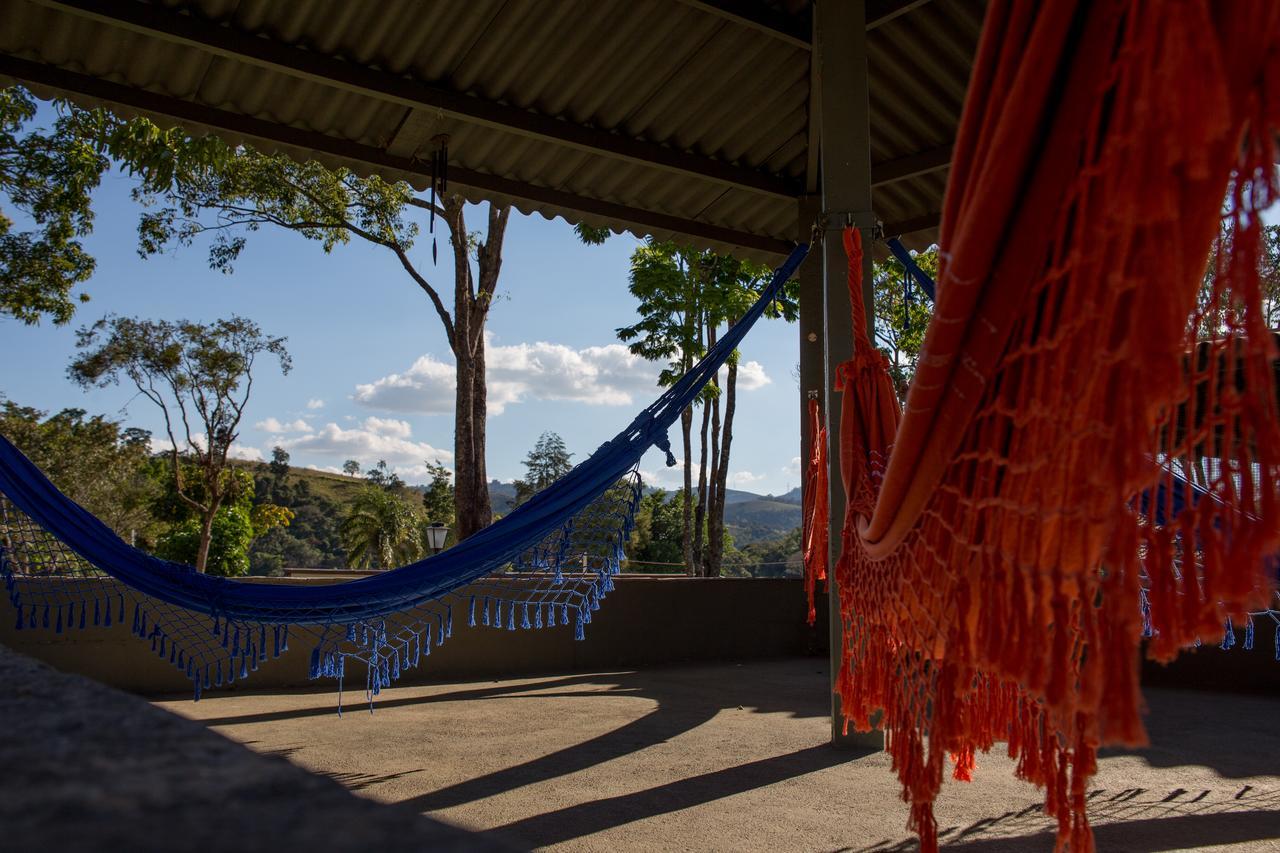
<box><xmin>0</xmin><ymin>244</ymin><xmax>811</xmax><ymax>698</ymax></box>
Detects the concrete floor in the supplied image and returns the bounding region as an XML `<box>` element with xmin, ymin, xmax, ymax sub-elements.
<box><xmin>157</xmin><ymin>659</ymin><xmax>1280</xmax><ymax>852</ymax></box>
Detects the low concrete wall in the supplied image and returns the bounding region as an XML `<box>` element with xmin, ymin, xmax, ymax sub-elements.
<box><xmin>0</xmin><ymin>575</ymin><xmax>828</xmax><ymax>695</ymax></box>
<box><xmin>3</xmin><ymin>574</ymin><xmax>1274</xmax><ymax>697</ymax></box>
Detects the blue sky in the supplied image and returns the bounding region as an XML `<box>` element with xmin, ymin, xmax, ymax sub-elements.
<box><xmin>0</xmin><ymin>162</ymin><xmax>805</xmax><ymax>496</ymax></box>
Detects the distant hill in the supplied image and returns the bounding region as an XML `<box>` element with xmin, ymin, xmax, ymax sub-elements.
<box><xmin>252</xmin><ymin>463</ymin><xmax>801</xmax><ymax>545</ymax></box>
<box><xmin>724</xmin><ymin>499</ymin><xmax>801</xmax><ymax>545</ymax></box>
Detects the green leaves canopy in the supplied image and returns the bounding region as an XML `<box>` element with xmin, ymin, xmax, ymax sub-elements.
<box><xmin>0</xmin><ymin>86</ymin><xmax>227</xmax><ymax>325</ymax></box>
<box><xmin>341</xmin><ymin>486</ymin><xmax>424</xmax><ymax>570</ymax></box>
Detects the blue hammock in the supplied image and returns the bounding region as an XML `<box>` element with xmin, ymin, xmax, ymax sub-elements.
<box><xmin>0</xmin><ymin>244</ymin><xmax>810</xmax><ymax>697</ymax></box>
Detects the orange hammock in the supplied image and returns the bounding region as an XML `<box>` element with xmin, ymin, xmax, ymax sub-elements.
<box><xmin>807</xmin><ymin>2</ymin><xmax>1280</xmax><ymax>851</ymax></box>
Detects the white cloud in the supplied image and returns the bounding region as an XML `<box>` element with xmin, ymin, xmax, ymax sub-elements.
<box><xmin>735</xmin><ymin>360</ymin><xmax>771</xmax><ymax>391</ymax></box>
<box><xmin>727</xmin><ymin>470</ymin><xmax>767</xmax><ymax>488</ymax></box>
<box><xmin>228</xmin><ymin>444</ymin><xmax>265</xmax><ymax>462</ymax></box>
<box><xmin>278</xmin><ymin>417</ymin><xmax>452</xmax><ymax>466</ymax></box>
<box><xmin>360</xmin><ymin>416</ymin><xmax>412</xmax><ymax>439</ymax></box>
<box><xmin>354</xmin><ymin>354</ymin><xmax>456</xmax><ymax>415</ymax></box>
<box><xmin>354</xmin><ymin>338</ymin><xmax>660</xmax><ymax>416</ymax></box>
<box><xmin>783</xmin><ymin>456</ymin><xmax>802</xmax><ymax>478</ymax></box>
<box><xmin>305</xmin><ymin>398</ymin><xmax>325</xmax><ymax>410</ymax></box>
<box><xmin>255</xmin><ymin>417</ymin><xmax>312</xmax><ymax>434</ymax></box>
<box><xmin>718</xmin><ymin>360</ymin><xmax>771</xmax><ymax>391</ymax></box>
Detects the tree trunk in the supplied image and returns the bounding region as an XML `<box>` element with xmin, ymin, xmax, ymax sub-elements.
<box><xmin>694</xmin><ymin>391</ymin><xmax>710</xmax><ymax>575</ymax></box>
<box><xmin>705</xmin><ymin>326</ymin><xmax>721</xmax><ymax>577</ymax></box>
<box><xmin>194</xmin><ymin>487</ymin><xmax>222</xmax><ymax>574</ymax></box>
<box><xmin>446</xmin><ymin>196</ymin><xmax>506</xmax><ymax>540</ymax></box>
<box><xmin>468</xmin><ymin>336</ymin><xmax>492</xmax><ymax>528</ymax></box>
<box><xmin>680</xmin><ymin>405</ymin><xmax>694</xmax><ymax>576</ymax></box>
<box><xmin>195</xmin><ymin>508</ymin><xmax>215</xmax><ymax>573</ymax></box>
<box><xmin>454</xmin><ymin>352</ymin><xmax>482</xmax><ymax>539</ymax></box>
<box><xmin>708</xmin><ymin>352</ymin><xmax>737</xmax><ymax>578</ymax></box>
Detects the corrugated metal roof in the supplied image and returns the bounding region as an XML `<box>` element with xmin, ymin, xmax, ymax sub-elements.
<box><xmin>0</xmin><ymin>0</ymin><xmax>982</xmax><ymax>259</ymax></box>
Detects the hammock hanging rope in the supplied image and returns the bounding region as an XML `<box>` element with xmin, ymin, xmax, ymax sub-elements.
<box><xmin>809</xmin><ymin>2</ymin><xmax>1280</xmax><ymax>852</ymax></box>
<box><xmin>0</xmin><ymin>244</ymin><xmax>810</xmax><ymax>699</ymax></box>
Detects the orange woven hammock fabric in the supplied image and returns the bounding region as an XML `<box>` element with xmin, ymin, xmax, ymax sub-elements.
<box><xmin>830</xmin><ymin>2</ymin><xmax>1280</xmax><ymax>852</ymax></box>
<box><xmin>802</xmin><ymin>396</ymin><xmax>829</xmax><ymax>624</ymax></box>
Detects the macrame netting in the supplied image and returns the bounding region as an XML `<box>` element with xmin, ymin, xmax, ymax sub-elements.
<box><xmin>815</xmin><ymin>2</ymin><xmax>1280</xmax><ymax>852</ymax></box>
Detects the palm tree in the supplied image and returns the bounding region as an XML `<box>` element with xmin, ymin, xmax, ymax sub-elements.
<box><xmin>340</xmin><ymin>486</ymin><xmax>423</xmax><ymax>569</ymax></box>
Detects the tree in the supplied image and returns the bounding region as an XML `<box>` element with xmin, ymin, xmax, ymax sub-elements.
<box><xmin>112</xmin><ymin>135</ymin><xmax>510</xmax><ymax>540</ymax></box>
<box><xmin>0</xmin><ymin>398</ymin><xmax>156</xmax><ymax>538</ymax></box>
<box><xmin>340</xmin><ymin>486</ymin><xmax>423</xmax><ymax>570</ymax></box>
<box><xmin>0</xmin><ymin>86</ymin><xmax>225</xmax><ymax>325</ymax></box>
<box><xmin>268</xmin><ymin>446</ymin><xmax>290</xmax><ymax>480</ymax></box>
<box><xmin>608</xmin><ymin>239</ymin><xmax>797</xmax><ymax>577</ymax></box>
<box><xmin>1198</xmin><ymin>223</ymin><xmax>1280</xmax><ymax>336</ymax></box>
<box><xmin>67</xmin><ymin>314</ymin><xmax>291</xmax><ymax>572</ymax></box>
<box><xmin>342</xmin><ymin>459</ymin><xmax>361</xmax><ymax>477</ymax></box>
<box><xmin>420</xmin><ymin>458</ymin><xmax>455</xmax><ymax>518</ymax></box>
<box><xmin>154</xmin><ymin>467</ymin><xmax>292</xmax><ymax>577</ymax></box>
<box><xmin>513</xmin><ymin>431</ymin><xmax>573</xmax><ymax>506</ymax></box>
<box><xmin>419</xmin><ymin>459</ymin><xmax>457</xmax><ymax>551</ymax></box>
<box><xmin>365</xmin><ymin>459</ymin><xmax>405</xmax><ymax>490</ymax></box>
<box><xmin>873</xmin><ymin>247</ymin><xmax>937</xmax><ymax>400</ymax></box>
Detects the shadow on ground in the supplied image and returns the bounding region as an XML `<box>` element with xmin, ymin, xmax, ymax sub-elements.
<box><xmin>852</xmin><ymin>785</ymin><xmax>1280</xmax><ymax>852</ymax></box>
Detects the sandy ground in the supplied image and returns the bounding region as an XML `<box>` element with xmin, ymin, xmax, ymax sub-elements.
<box><xmin>157</xmin><ymin>659</ymin><xmax>1280</xmax><ymax>852</ymax></box>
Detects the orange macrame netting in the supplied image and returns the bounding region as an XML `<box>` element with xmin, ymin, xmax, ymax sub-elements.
<box><xmin>826</xmin><ymin>2</ymin><xmax>1280</xmax><ymax>852</ymax></box>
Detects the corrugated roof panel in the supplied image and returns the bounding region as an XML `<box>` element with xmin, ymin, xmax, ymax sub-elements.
<box><xmin>0</xmin><ymin>0</ymin><xmax>986</xmax><ymax>260</ymax></box>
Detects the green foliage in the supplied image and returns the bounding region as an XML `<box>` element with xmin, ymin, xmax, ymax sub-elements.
<box><xmin>0</xmin><ymin>399</ymin><xmax>156</xmax><ymax>537</ymax></box>
<box><xmin>248</xmin><ymin>464</ymin><xmax>346</xmax><ymax>575</ymax></box>
<box><xmin>419</xmin><ymin>459</ymin><xmax>456</xmax><ymax>548</ymax></box>
<box><xmin>873</xmin><ymin>247</ymin><xmax>937</xmax><ymax>399</ymax></box>
<box><xmin>513</xmin><ymin>431</ymin><xmax>573</xmax><ymax>506</ymax></box>
<box><xmin>0</xmin><ymin>86</ymin><xmax>228</xmax><ymax>325</ymax></box>
<box><xmin>619</xmin><ymin>242</ymin><xmax>796</xmax><ymax>388</ymax></box>
<box><xmin>573</xmin><ymin>223</ymin><xmax>613</xmax><ymax>245</ymax></box>
<box><xmin>269</xmin><ymin>446</ymin><xmax>290</xmax><ymax>480</ymax></box>
<box><xmin>626</xmin><ymin>488</ymin><xmax>692</xmax><ymax>569</ymax></box>
<box><xmin>734</xmin><ymin>526</ymin><xmax>802</xmax><ymax>578</ymax></box>
<box><xmin>1199</xmin><ymin>224</ymin><xmax>1280</xmax><ymax>334</ymax></box>
<box><xmin>0</xmin><ymin>87</ymin><xmax>104</xmax><ymax>324</ymax></box>
<box><xmin>156</xmin><ymin>503</ymin><xmax>254</xmax><ymax>577</ymax></box>
<box><xmin>341</xmin><ymin>486</ymin><xmax>424</xmax><ymax>570</ymax></box>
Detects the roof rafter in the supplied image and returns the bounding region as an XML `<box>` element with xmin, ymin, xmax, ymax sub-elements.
<box><xmin>30</xmin><ymin>0</ymin><xmax>802</xmax><ymax>199</ymax></box>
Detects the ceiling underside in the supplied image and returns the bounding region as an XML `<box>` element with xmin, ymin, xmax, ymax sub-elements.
<box><xmin>0</xmin><ymin>0</ymin><xmax>984</xmax><ymax>260</ymax></box>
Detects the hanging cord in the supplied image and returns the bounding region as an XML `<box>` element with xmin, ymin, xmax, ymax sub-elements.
<box><xmin>428</xmin><ymin>133</ymin><xmax>450</xmax><ymax>265</ymax></box>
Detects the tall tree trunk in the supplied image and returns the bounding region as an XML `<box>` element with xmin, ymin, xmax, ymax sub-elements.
<box><xmin>680</xmin><ymin>405</ymin><xmax>694</xmax><ymax>576</ymax></box>
<box><xmin>694</xmin><ymin>390</ymin><xmax>711</xmax><ymax>574</ymax></box>
<box><xmin>195</xmin><ymin>508</ymin><xmax>215</xmax><ymax>573</ymax></box>
<box><xmin>705</xmin><ymin>327</ymin><xmax>721</xmax><ymax>577</ymax></box>
<box><xmin>194</xmin><ymin>488</ymin><xmax>223</xmax><ymax>573</ymax></box>
<box><xmin>446</xmin><ymin>196</ymin><xmax>506</xmax><ymax>540</ymax></box>
<box><xmin>454</xmin><ymin>352</ymin><xmax>482</xmax><ymax>538</ymax></box>
<box><xmin>468</xmin><ymin>336</ymin><xmax>492</xmax><ymax>529</ymax></box>
<box><xmin>708</xmin><ymin>350</ymin><xmax>737</xmax><ymax>578</ymax></box>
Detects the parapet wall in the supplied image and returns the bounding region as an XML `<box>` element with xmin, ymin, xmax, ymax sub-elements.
<box><xmin>1</xmin><ymin>574</ymin><xmax>1274</xmax><ymax>697</ymax></box>
<box><xmin>0</xmin><ymin>575</ymin><xmax>828</xmax><ymax>695</ymax></box>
